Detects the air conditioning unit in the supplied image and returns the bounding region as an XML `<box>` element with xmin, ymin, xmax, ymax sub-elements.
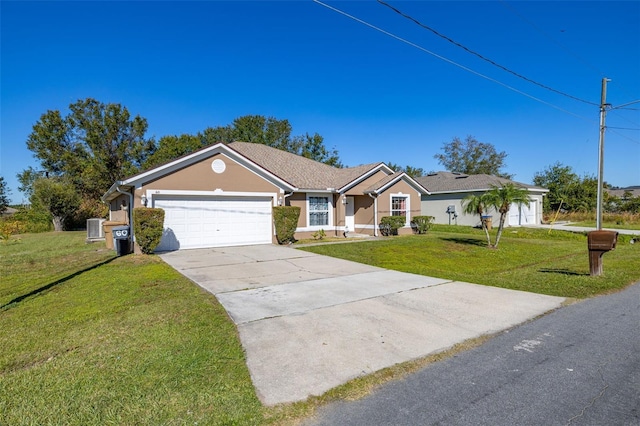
<box><xmin>86</xmin><ymin>218</ymin><xmax>106</xmax><ymax>241</ymax></box>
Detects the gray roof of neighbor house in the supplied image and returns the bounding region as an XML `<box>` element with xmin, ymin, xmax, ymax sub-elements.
<box><xmin>227</xmin><ymin>141</ymin><xmax>387</xmax><ymax>190</ymax></box>
<box><xmin>415</xmin><ymin>171</ymin><xmax>547</xmax><ymax>194</ymax></box>
<box><xmin>606</xmin><ymin>187</ymin><xmax>640</xmax><ymax>198</ymax></box>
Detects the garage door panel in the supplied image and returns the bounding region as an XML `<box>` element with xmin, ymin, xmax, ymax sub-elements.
<box><xmin>154</xmin><ymin>196</ymin><xmax>273</xmax><ymax>251</ymax></box>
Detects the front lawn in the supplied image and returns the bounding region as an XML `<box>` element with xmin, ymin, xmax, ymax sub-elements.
<box><xmin>299</xmin><ymin>226</ymin><xmax>640</xmax><ymax>299</ymax></box>
<box><xmin>2</xmin><ymin>228</ymin><xmax>638</xmax><ymax>425</ymax></box>
<box><xmin>0</xmin><ymin>232</ymin><xmax>268</xmax><ymax>425</ymax></box>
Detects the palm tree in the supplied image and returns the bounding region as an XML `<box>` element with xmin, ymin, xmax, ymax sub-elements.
<box><xmin>485</xmin><ymin>183</ymin><xmax>532</xmax><ymax>248</ymax></box>
<box><xmin>461</xmin><ymin>192</ymin><xmax>492</xmax><ymax>247</ymax></box>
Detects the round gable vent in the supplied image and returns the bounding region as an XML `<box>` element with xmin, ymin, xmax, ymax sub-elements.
<box><xmin>211</xmin><ymin>159</ymin><xmax>226</xmax><ymax>174</ymax></box>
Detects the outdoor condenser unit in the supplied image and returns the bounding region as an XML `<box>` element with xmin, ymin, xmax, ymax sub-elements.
<box><xmin>86</xmin><ymin>218</ymin><xmax>106</xmax><ymax>241</ymax></box>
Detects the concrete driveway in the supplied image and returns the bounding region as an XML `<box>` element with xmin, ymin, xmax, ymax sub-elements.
<box><xmin>160</xmin><ymin>244</ymin><xmax>565</xmax><ymax>406</ymax></box>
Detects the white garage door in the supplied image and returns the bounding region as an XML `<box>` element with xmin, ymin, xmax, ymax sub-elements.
<box><xmin>153</xmin><ymin>195</ymin><xmax>273</xmax><ymax>251</ymax></box>
<box><xmin>508</xmin><ymin>201</ymin><xmax>536</xmax><ymax>226</ymax></box>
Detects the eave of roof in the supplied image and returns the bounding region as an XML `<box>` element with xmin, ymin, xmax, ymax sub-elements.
<box><xmin>416</xmin><ymin>171</ymin><xmax>548</xmax><ymax>194</ymax></box>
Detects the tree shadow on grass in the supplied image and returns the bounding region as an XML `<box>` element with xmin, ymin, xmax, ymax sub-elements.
<box><xmin>538</xmin><ymin>268</ymin><xmax>589</xmax><ymax>277</ymax></box>
<box><xmin>0</xmin><ymin>256</ymin><xmax>118</xmax><ymax>311</ymax></box>
<box><xmin>439</xmin><ymin>237</ymin><xmax>487</xmax><ymax>247</ymax></box>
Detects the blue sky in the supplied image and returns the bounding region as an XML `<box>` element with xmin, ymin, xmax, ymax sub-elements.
<box><xmin>2</xmin><ymin>1</ymin><xmax>639</xmax><ymax>204</ymax></box>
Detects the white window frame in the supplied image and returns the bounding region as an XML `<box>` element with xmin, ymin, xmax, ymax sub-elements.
<box><xmin>306</xmin><ymin>194</ymin><xmax>333</xmax><ymax>230</ymax></box>
<box><xmin>390</xmin><ymin>193</ymin><xmax>410</xmax><ymax>227</ymax></box>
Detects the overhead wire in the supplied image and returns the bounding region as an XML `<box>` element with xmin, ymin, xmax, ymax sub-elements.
<box><xmin>312</xmin><ymin>0</ymin><xmax>594</xmax><ymax>123</ymax></box>
<box><xmin>376</xmin><ymin>0</ymin><xmax>600</xmax><ymax>107</ymax></box>
<box><xmin>498</xmin><ymin>0</ymin><xmax>640</xmax><ymax>129</ymax></box>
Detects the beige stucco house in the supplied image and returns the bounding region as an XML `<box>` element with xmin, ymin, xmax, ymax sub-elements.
<box><xmin>102</xmin><ymin>141</ymin><xmax>429</xmax><ymax>251</ymax></box>
<box><xmin>415</xmin><ymin>172</ymin><xmax>548</xmax><ymax>227</ymax></box>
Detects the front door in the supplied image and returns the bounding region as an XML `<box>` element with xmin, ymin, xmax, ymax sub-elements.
<box><xmin>345</xmin><ymin>196</ymin><xmax>355</xmax><ymax>233</ymax></box>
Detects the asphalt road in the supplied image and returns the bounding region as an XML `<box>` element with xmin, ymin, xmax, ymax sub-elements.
<box><xmin>306</xmin><ymin>282</ymin><xmax>640</xmax><ymax>426</ymax></box>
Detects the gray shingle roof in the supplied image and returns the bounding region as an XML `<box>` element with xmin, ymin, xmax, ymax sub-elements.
<box><xmin>415</xmin><ymin>171</ymin><xmax>547</xmax><ymax>193</ymax></box>
<box><xmin>228</xmin><ymin>141</ymin><xmax>382</xmax><ymax>190</ymax></box>
<box><xmin>607</xmin><ymin>187</ymin><xmax>640</xmax><ymax>198</ymax></box>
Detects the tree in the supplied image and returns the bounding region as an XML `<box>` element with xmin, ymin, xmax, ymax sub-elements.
<box><xmin>0</xmin><ymin>176</ymin><xmax>10</xmax><ymax>215</ymax></box>
<box><xmin>166</xmin><ymin>115</ymin><xmax>342</xmax><ymax>167</ymax></box>
<box><xmin>434</xmin><ymin>135</ymin><xmax>512</xmax><ymax>178</ymax></box>
<box><xmin>461</xmin><ymin>192</ymin><xmax>492</xmax><ymax>246</ymax></box>
<box><xmin>31</xmin><ymin>178</ymin><xmax>81</xmax><ymax>231</ymax></box>
<box><xmin>387</xmin><ymin>163</ymin><xmax>425</xmax><ymax>178</ymax></box>
<box><xmin>533</xmin><ymin>163</ymin><xmax>598</xmax><ymax>213</ymax></box>
<box><xmin>533</xmin><ymin>162</ymin><xmax>579</xmax><ymax>213</ymax></box>
<box><xmin>291</xmin><ymin>133</ymin><xmax>342</xmax><ymax>167</ymax></box>
<box><xmin>19</xmin><ymin>98</ymin><xmax>155</xmax><ymax>200</ymax></box>
<box><xmin>485</xmin><ymin>183</ymin><xmax>531</xmax><ymax>248</ymax></box>
<box><xmin>144</xmin><ymin>134</ymin><xmax>203</xmax><ymax>169</ymax></box>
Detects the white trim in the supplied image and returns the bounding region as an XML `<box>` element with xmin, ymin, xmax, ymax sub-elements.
<box><xmin>146</xmin><ymin>189</ymin><xmax>279</xmax><ymax>206</ymax></box>
<box><xmin>306</xmin><ymin>193</ymin><xmax>334</xmax><ymax>230</ymax></box>
<box><xmin>390</xmin><ymin>193</ymin><xmax>410</xmax><ymax>227</ymax></box>
<box><xmin>368</xmin><ymin>173</ymin><xmax>430</xmax><ymax>196</ymax></box>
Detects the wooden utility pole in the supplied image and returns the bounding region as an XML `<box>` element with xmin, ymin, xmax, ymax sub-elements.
<box><xmin>596</xmin><ymin>78</ymin><xmax>610</xmax><ymax>231</ymax></box>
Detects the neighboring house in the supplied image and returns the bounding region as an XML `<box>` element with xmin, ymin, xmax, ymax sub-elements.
<box><xmin>415</xmin><ymin>172</ymin><xmax>548</xmax><ymax>227</ymax></box>
<box><xmin>606</xmin><ymin>186</ymin><xmax>640</xmax><ymax>199</ymax></box>
<box><xmin>1</xmin><ymin>207</ymin><xmax>17</xmax><ymax>217</ymax></box>
<box><xmin>102</xmin><ymin>141</ymin><xmax>429</xmax><ymax>251</ymax></box>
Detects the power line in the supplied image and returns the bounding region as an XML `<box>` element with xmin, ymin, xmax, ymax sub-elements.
<box><xmin>376</xmin><ymin>0</ymin><xmax>600</xmax><ymax>107</ymax></box>
<box><xmin>500</xmin><ymin>0</ymin><xmax>640</xmax><ymax>130</ymax></box>
<box><xmin>499</xmin><ymin>0</ymin><xmax>640</xmax><ymax>104</ymax></box>
<box><xmin>312</xmin><ymin>0</ymin><xmax>593</xmax><ymax>123</ymax></box>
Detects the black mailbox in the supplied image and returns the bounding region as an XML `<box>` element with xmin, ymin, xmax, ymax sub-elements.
<box><xmin>587</xmin><ymin>230</ymin><xmax>618</xmax><ymax>276</ymax></box>
<box><xmin>112</xmin><ymin>225</ymin><xmax>130</xmax><ymax>256</ymax></box>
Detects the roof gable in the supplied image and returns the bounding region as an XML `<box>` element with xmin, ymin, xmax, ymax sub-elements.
<box><xmin>365</xmin><ymin>172</ymin><xmax>430</xmax><ymax>195</ymax></box>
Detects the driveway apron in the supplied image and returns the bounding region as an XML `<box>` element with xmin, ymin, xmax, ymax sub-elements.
<box><xmin>160</xmin><ymin>244</ymin><xmax>565</xmax><ymax>406</ymax></box>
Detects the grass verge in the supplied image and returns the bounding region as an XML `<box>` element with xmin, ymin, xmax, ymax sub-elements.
<box><xmin>298</xmin><ymin>226</ymin><xmax>640</xmax><ymax>299</ymax></box>
<box><xmin>1</xmin><ymin>232</ymin><xmax>267</xmax><ymax>425</ymax></box>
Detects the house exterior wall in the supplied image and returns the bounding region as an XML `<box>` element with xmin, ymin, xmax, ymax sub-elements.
<box><xmin>108</xmin><ymin>194</ymin><xmax>131</xmax><ymax>223</ymax></box>
<box><xmin>138</xmin><ymin>153</ymin><xmax>280</xmax><ymax>196</ymax></box>
<box><xmin>344</xmin><ymin>170</ymin><xmax>391</xmax><ymax>195</ymax></box>
<box><xmin>377</xmin><ymin>180</ymin><xmax>422</xmax><ymax>235</ymax></box>
<box><xmin>353</xmin><ymin>195</ymin><xmax>375</xmax><ymax>235</ymax></box>
<box><xmin>421</xmin><ymin>192</ymin><xmax>546</xmax><ymax>227</ymax></box>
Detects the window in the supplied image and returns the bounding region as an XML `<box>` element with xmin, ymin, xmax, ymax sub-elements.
<box><xmin>391</xmin><ymin>196</ymin><xmax>407</xmax><ymax>217</ymax></box>
<box><xmin>309</xmin><ymin>196</ymin><xmax>329</xmax><ymax>226</ymax></box>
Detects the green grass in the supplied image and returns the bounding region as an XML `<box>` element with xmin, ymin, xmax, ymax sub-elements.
<box><xmin>2</xmin><ymin>229</ymin><xmax>639</xmax><ymax>425</ymax></box>
<box><xmin>567</xmin><ymin>220</ymin><xmax>640</xmax><ymax>230</ymax></box>
<box><xmin>299</xmin><ymin>226</ymin><xmax>640</xmax><ymax>299</ymax></box>
<box><xmin>1</xmin><ymin>232</ymin><xmax>267</xmax><ymax>425</ymax></box>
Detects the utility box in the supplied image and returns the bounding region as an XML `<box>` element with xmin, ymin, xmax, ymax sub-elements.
<box><xmin>112</xmin><ymin>225</ymin><xmax>131</xmax><ymax>256</ymax></box>
<box><xmin>587</xmin><ymin>230</ymin><xmax>618</xmax><ymax>276</ymax></box>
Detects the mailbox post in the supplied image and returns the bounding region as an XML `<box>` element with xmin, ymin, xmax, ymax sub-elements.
<box><xmin>587</xmin><ymin>230</ymin><xmax>618</xmax><ymax>276</ymax></box>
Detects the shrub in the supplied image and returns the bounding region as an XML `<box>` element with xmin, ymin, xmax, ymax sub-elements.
<box><xmin>312</xmin><ymin>229</ymin><xmax>326</xmax><ymax>240</ymax></box>
<box><xmin>379</xmin><ymin>216</ymin><xmax>406</xmax><ymax>236</ymax></box>
<box><xmin>273</xmin><ymin>206</ymin><xmax>300</xmax><ymax>244</ymax></box>
<box><xmin>411</xmin><ymin>215</ymin><xmax>434</xmax><ymax>234</ymax></box>
<box><xmin>0</xmin><ymin>219</ymin><xmax>24</xmax><ymax>243</ymax></box>
<box><xmin>133</xmin><ymin>207</ymin><xmax>165</xmax><ymax>254</ymax></box>
<box><xmin>12</xmin><ymin>204</ymin><xmax>53</xmax><ymax>233</ymax></box>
